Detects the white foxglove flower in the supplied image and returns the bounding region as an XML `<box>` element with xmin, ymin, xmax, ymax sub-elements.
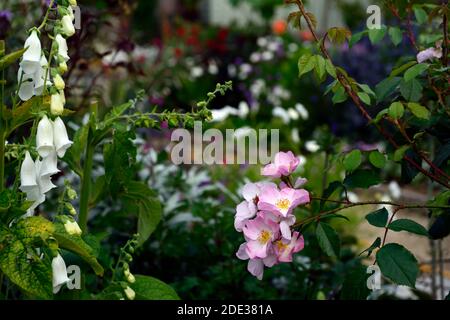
<box><xmin>305</xmin><ymin>140</ymin><xmax>320</xmax><ymax>153</ymax></box>
<box><xmin>69</xmin><ymin>0</ymin><xmax>77</xmax><ymax>6</ymax></box>
<box><xmin>53</xmin><ymin>74</ymin><xmax>65</xmax><ymax>90</ymax></box>
<box><xmin>35</xmin><ymin>159</ymin><xmax>56</xmax><ymax>193</ymax></box>
<box><xmin>36</xmin><ymin>115</ymin><xmax>54</xmax><ymax>157</ymax></box>
<box><xmin>52</xmin><ymin>254</ymin><xmax>70</xmax><ymax>294</ymax></box>
<box><xmin>19</xmin><ymin>151</ymin><xmax>38</xmax><ymax>192</ymax></box>
<box><xmin>64</xmin><ymin>220</ymin><xmax>82</xmax><ymax>236</ymax></box>
<box><xmin>17</xmin><ymin>68</ymin><xmax>35</xmax><ymax>101</ymax></box>
<box><xmin>20</xmin><ymin>30</ymin><xmax>42</xmax><ymax>74</ymax></box>
<box><xmin>51</xmin><ymin>91</ymin><xmax>65</xmax><ymax>116</ymax></box>
<box><xmin>61</xmin><ymin>15</ymin><xmax>75</xmax><ymax>37</ymax></box>
<box><xmin>33</xmin><ymin>55</ymin><xmax>52</xmax><ymax>96</ymax></box>
<box><xmin>40</xmin><ymin>150</ymin><xmax>60</xmax><ymax>177</ymax></box>
<box><xmin>55</xmin><ymin>34</ymin><xmax>70</xmax><ymax>61</ymax></box>
<box><xmin>53</xmin><ymin>117</ymin><xmax>73</xmax><ymax>158</ymax></box>
<box><xmin>295</xmin><ymin>103</ymin><xmax>309</xmax><ymax>120</ymax></box>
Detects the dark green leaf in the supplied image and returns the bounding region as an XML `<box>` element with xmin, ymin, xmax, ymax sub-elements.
<box><xmin>316</xmin><ymin>222</ymin><xmax>340</xmax><ymax>258</ymax></box>
<box><xmin>120</xmin><ymin>181</ymin><xmax>162</xmax><ymax>246</ymax></box>
<box><xmin>376</xmin><ymin>243</ymin><xmax>419</xmax><ymax>287</ymax></box>
<box><xmin>406</xmin><ymin>102</ymin><xmax>430</xmax><ymax>120</ymax></box>
<box><xmin>388</xmin><ymin>101</ymin><xmax>404</xmax><ymax>119</ymax></box>
<box><xmin>388</xmin><ymin>27</ymin><xmax>403</xmax><ymax>46</ymax></box>
<box><xmin>375</xmin><ymin>77</ymin><xmax>401</xmax><ymax>102</ymax></box>
<box><xmin>388</xmin><ymin>219</ymin><xmax>428</xmax><ymax>236</ymax></box>
<box><xmin>359</xmin><ymin>237</ymin><xmax>382</xmax><ymax>257</ymax></box>
<box><xmin>369</xmin><ymin>151</ymin><xmax>386</xmax><ymax>169</ymax></box>
<box><xmin>404</xmin><ymin>63</ymin><xmax>428</xmax><ymax>82</ymax></box>
<box><xmin>131</xmin><ymin>275</ymin><xmax>179</xmax><ymax>300</ymax></box>
<box><xmin>368</xmin><ymin>27</ymin><xmax>386</xmax><ymax>44</ymax></box>
<box><xmin>366</xmin><ymin>208</ymin><xmax>389</xmax><ymax>228</ymax></box>
<box><xmin>343</xmin><ymin>150</ymin><xmax>362</xmax><ymax>172</ymax></box>
<box><xmin>344</xmin><ymin>170</ymin><xmax>383</xmax><ymax>189</ymax></box>
<box><xmin>400</xmin><ymin>79</ymin><xmax>423</xmax><ymax>102</ymax></box>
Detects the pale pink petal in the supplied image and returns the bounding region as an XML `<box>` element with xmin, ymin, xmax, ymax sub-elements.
<box><xmin>236</xmin><ymin>243</ymin><xmax>249</xmax><ymax>260</ymax></box>
<box><xmin>248</xmin><ymin>259</ymin><xmax>264</xmax><ymax>280</ymax></box>
<box><xmin>246</xmin><ymin>240</ymin><xmax>268</xmax><ymax>259</ymax></box>
<box><xmin>280</xmin><ymin>220</ymin><xmax>292</xmax><ymax>240</ymax></box>
<box><xmin>263</xmin><ymin>253</ymin><xmax>277</xmax><ymax>268</ymax></box>
<box><xmin>261</xmin><ymin>163</ymin><xmax>280</xmax><ymax>178</ymax></box>
<box><xmin>243</xmin><ymin>218</ymin><xmax>263</xmax><ymax>240</ymax></box>
<box><xmin>242</xmin><ymin>183</ymin><xmax>259</xmax><ymax>202</ymax></box>
<box><xmin>294</xmin><ymin>178</ymin><xmax>308</xmax><ymax>188</ymax></box>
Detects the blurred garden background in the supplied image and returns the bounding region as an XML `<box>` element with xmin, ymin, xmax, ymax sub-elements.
<box><xmin>0</xmin><ymin>0</ymin><xmax>449</xmax><ymax>300</ymax></box>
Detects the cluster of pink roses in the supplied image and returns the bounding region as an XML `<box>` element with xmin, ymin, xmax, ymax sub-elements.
<box><xmin>235</xmin><ymin>151</ymin><xmax>310</xmax><ymax>280</ymax></box>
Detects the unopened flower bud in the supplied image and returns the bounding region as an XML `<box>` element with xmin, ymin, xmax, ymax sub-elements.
<box><xmin>64</xmin><ymin>220</ymin><xmax>82</xmax><ymax>236</ymax></box>
<box><xmin>124</xmin><ymin>286</ymin><xmax>135</xmax><ymax>300</ymax></box>
<box><xmin>54</xmin><ymin>74</ymin><xmax>65</xmax><ymax>90</ymax></box>
<box><xmin>61</xmin><ymin>15</ymin><xmax>75</xmax><ymax>37</ymax></box>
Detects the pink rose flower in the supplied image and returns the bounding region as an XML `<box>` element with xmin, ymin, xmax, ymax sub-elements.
<box><xmin>417</xmin><ymin>47</ymin><xmax>442</xmax><ymax>63</ymax></box>
<box><xmin>261</xmin><ymin>151</ymin><xmax>300</xmax><ymax>178</ymax></box>
<box><xmin>274</xmin><ymin>231</ymin><xmax>305</xmax><ymax>262</ymax></box>
<box><xmin>236</xmin><ymin>243</ymin><xmax>277</xmax><ymax>280</ymax></box>
<box><xmin>243</xmin><ymin>215</ymin><xmax>280</xmax><ymax>259</ymax></box>
<box><xmin>258</xmin><ymin>185</ymin><xmax>310</xmax><ymax>217</ymax></box>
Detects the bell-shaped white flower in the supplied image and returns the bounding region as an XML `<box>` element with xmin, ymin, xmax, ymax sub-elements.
<box><xmin>36</xmin><ymin>115</ymin><xmax>55</xmax><ymax>158</ymax></box>
<box><xmin>35</xmin><ymin>159</ymin><xmax>57</xmax><ymax>193</ymax></box>
<box><xmin>50</xmin><ymin>91</ymin><xmax>65</xmax><ymax>116</ymax></box>
<box><xmin>39</xmin><ymin>150</ymin><xmax>60</xmax><ymax>177</ymax></box>
<box><xmin>61</xmin><ymin>15</ymin><xmax>75</xmax><ymax>37</ymax></box>
<box><xmin>53</xmin><ymin>74</ymin><xmax>65</xmax><ymax>90</ymax></box>
<box><xmin>19</xmin><ymin>151</ymin><xmax>38</xmax><ymax>192</ymax></box>
<box><xmin>55</xmin><ymin>34</ymin><xmax>70</xmax><ymax>62</ymax></box>
<box><xmin>33</xmin><ymin>56</ymin><xmax>52</xmax><ymax>96</ymax></box>
<box><xmin>52</xmin><ymin>254</ymin><xmax>70</xmax><ymax>294</ymax></box>
<box><xmin>53</xmin><ymin>117</ymin><xmax>73</xmax><ymax>158</ymax></box>
<box><xmin>20</xmin><ymin>30</ymin><xmax>42</xmax><ymax>74</ymax></box>
<box><xmin>17</xmin><ymin>68</ymin><xmax>35</xmax><ymax>101</ymax></box>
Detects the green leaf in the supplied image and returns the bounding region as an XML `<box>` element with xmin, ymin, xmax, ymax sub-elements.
<box><xmin>369</xmin><ymin>151</ymin><xmax>386</xmax><ymax>169</ymax></box>
<box><xmin>366</xmin><ymin>208</ymin><xmax>389</xmax><ymax>228</ymax></box>
<box><xmin>349</xmin><ymin>31</ymin><xmax>365</xmax><ymax>47</ymax></box>
<box><xmin>340</xmin><ymin>264</ymin><xmax>371</xmax><ymax>300</ymax></box>
<box><xmin>343</xmin><ymin>149</ymin><xmax>362</xmax><ymax>172</ymax></box>
<box><xmin>372</xmin><ymin>109</ymin><xmax>388</xmax><ymax>124</ymax></box>
<box><xmin>388</xmin><ymin>27</ymin><xmax>403</xmax><ymax>46</ymax></box>
<box><xmin>357</xmin><ymin>92</ymin><xmax>371</xmax><ymax>105</ymax></box>
<box><xmin>320</xmin><ymin>181</ymin><xmax>344</xmax><ymax>210</ymax></box>
<box><xmin>0</xmin><ymin>217</ymin><xmax>54</xmax><ymax>299</ymax></box>
<box><xmin>388</xmin><ymin>101</ymin><xmax>404</xmax><ymax>119</ymax></box>
<box><xmin>344</xmin><ymin>170</ymin><xmax>382</xmax><ymax>189</ymax></box>
<box><xmin>316</xmin><ymin>222</ymin><xmax>340</xmax><ymax>258</ymax></box>
<box><xmin>413</xmin><ymin>6</ymin><xmax>428</xmax><ymax>24</ymax></box>
<box><xmin>325</xmin><ymin>59</ymin><xmax>337</xmax><ymax>78</ymax></box>
<box><xmin>0</xmin><ymin>47</ymin><xmax>28</xmax><ymax>71</ymax></box>
<box><xmin>53</xmin><ymin>219</ymin><xmax>104</xmax><ymax>276</ymax></box>
<box><xmin>358</xmin><ymin>84</ymin><xmax>376</xmax><ymax>97</ymax></box>
<box><xmin>390</xmin><ymin>61</ymin><xmax>417</xmax><ymax>78</ymax></box>
<box><xmin>332</xmin><ymin>86</ymin><xmax>348</xmax><ymax>104</ymax></box>
<box><xmin>404</xmin><ymin>63</ymin><xmax>429</xmax><ymax>82</ymax></box>
<box><xmin>376</xmin><ymin>243</ymin><xmax>419</xmax><ymax>287</ymax></box>
<box><xmin>406</xmin><ymin>102</ymin><xmax>430</xmax><ymax>120</ymax></box>
<box><xmin>388</xmin><ymin>219</ymin><xmax>428</xmax><ymax>236</ymax></box>
<box><xmin>400</xmin><ymin>79</ymin><xmax>423</xmax><ymax>102</ymax></box>
<box><xmin>314</xmin><ymin>55</ymin><xmax>326</xmax><ymax>82</ymax></box>
<box><xmin>104</xmin><ymin>129</ymin><xmax>137</xmax><ymax>195</ymax></box>
<box><xmin>394</xmin><ymin>145</ymin><xmax>410</xmax><ymax>162</ymax></box>
<box><xmin>368</xmin><ymin>27</ymin><xmax>386</xmax><ymax>44</ymax></box>
<box><xmin>120</xmin><ymin>181</ymin><xmax>162</xmax><ymax>246</ymax></box>
<box><xmin>131</xmin><ymin>275</ymin><xmax>179</xmax><ymax>300</ymax></box>
<box><xmin>298</xmin><ymin>54</ymin><xmax>315</xmax><ymax>78</ymax></box>
<box><xmin>375</xmin><ymin>77</ymin><xmax>401</xmax><ymax>102</ymax></box>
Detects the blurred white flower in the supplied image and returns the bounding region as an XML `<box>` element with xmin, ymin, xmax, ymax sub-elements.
<box><xmin>272</xmin><ymin>107</ymin><xmax>290</xmax><ymax>124</ymax></box>
<box><xmin>61</xmin><ymin>15</ymin><xmax>75</xmax><ymax>37</ymax></box>
<box><xmin>228</xmin><ymin>65</ymin><xmax>237</xmax><ymax>77</ymax></box>
<box><xmin>291</xmin><ymin>128</ymin><xmax>300</xmax><ymax>143</ymax></box>
<box><xmin>208</xmin><ymin>61</ymin><xmax>219</xmax><ymax>75</ymax></box>
<box><xmin>388</xmin><ymin>181</ymin><xmax>402</xmax><ymax>200</ymax></box>
<box><xmin>305</xmin><ymin>140</ymin><xmax>320</xmax><ymax>153</ymax></box>
<box><xmin>287</xmin><ymin>108</ymin><xmax>299</xmax><ymax>120</ymax></box>
<box><xmin>211</xmin><ymin>106</ymin><xmax>239</xmax><ymax>122</ymax></box>
<box><xmin>262</xmin><ymin>51</ymin><xmax>274</xmax><ymax>61</ymax></box>
<box><xmin>295</xmin><ymin>103</ymin><xmax>309</xmax><ymax>120</ymax></box>
<box><xmin>347</xmin><ymin>192</ymin><xmax>360</xmax><ymax>203</ymax></box>
<box><xmin>55</xmin><ymin>34</ymin><xmax>70</xmax><ymax>62</ymax></box>
<box><xmin>191</xmin><ymin>66</ymin><xmax>204</xmax><ymax>78</ymax></box>
<box><xmin>257</xmin><ymin>37</ymin><xmax>268</xmax><ymax>47</ymax></box>
<box><xmin>250</xmin><ymin>52</ymin><xmax>261</xmax><ymax>63</ymax></box>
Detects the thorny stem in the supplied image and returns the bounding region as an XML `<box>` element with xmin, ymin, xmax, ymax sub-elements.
<box><xmin>294</xmin><ymin>196</ymin><xmax>450</xmax><ymax>228</ymax></box>
<box><xmin>381</xmin><ymin>206</ymin><xmax>403</xmax><ymax>246</ymax></box>
<box><xmin>0</xmin><ymin>41</ymin><xmax>5</xmax><ymax>193</ymax></box>
<box><xmin>293</xmin><ymin>0</ymin><xmax>450</xmax><ymax>189</ymax></box>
